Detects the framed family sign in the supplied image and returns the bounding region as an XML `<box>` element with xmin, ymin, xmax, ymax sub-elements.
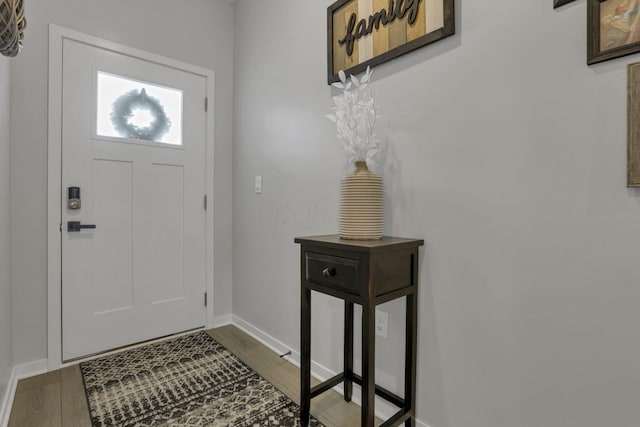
<box><xmin>628</xmin><ymin>61</ymin><xmax>640</xmax><ymax>186</ymax></box>
<box><xmin>327</xmin><ymin>0</ymin><xmax>455</xmax><ymax>84</ymax></box>
<box><xmin>554</xmin><ymin>0</ymin><xmax>576</xmax><ymax>8</ymax></box>
<box><xmin>588</xmin><ymin>0</ymin><xmax>640</xmax><ymax>64</ymax></box>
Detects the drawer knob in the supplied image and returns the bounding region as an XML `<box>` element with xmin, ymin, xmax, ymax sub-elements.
<box><xmin>322</xmin><ymin>267</ymin><xmax>337</xmax><ymax>278</ymax></box>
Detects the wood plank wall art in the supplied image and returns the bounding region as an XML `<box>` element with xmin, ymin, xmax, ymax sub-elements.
<box><xmin>628</xmin><ymin>62</ymin><xmax>640</xmax><ymax>186</ymax></box>
<box><xmin>327</xmin><ymin>0</ymin><xmax>454</xmax><ymax>83</ymax></box>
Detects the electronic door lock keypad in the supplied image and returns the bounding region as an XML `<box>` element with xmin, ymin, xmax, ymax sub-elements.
<box><xmin>68</xmin><ymin>186</ymin><xmax>81</xmax><ymax>209</ymax></box>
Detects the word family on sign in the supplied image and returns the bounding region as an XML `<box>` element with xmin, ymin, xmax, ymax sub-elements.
<box><xmin>338</xmin><ymin>0</ymin><xmax>423</xmax><ymax>56</ymax></box>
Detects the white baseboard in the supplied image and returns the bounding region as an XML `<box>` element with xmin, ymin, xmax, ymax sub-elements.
<box><xmin>0</xmin><ymin>372</ymin><xmax>15</xmax><ymax>427</ymax></box>
<box><xmin>212</xmin><ymin>314</ymin><xmax>233</xmax><ymax>328</ymax></box>
<box><xmin>230</xmin><ymin>315</ymin><xmax>431</xmax><ymax>427</ymax></box>
<box><xmin>231</xmin><ymin>315</ymin><xmax>293</xmax><ymax>357</ymax></box>
<box><xmin>0</xmin><ymin>359</ymin><xmax>48</xmax><ymax>427</ymax></box>
<box><xmin>14</xmin><ymin>359</ymin><xmax>48</xmax><ymax>380</ymax></box>
<box><xmin>418</xmin><ymin>418</ymin><xmax>431</xmax><ymax>426</ymax></box>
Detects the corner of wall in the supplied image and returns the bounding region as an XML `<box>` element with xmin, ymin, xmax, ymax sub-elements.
<box><xmin>0</xmin><ymin>54</ymin><xmax>14</xmax><ymax>427</ymax></box>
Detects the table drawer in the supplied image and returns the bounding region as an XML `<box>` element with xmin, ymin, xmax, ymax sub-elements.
<box><xmin>305</xmin><ymin>252</ymin><xmax>361</xmax><ymax>295</ymax></box>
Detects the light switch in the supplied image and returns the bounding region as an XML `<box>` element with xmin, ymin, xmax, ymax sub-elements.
<box><xmin>255</xmin><ymin>176</ymin><xmax>262</xmax><ymax>194</ymax></box>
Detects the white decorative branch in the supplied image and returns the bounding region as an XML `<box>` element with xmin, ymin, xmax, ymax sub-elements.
<box><xmin>327</xmin><ymin>66</ymin><xmax>380</xmax><ymax>166</ymax></box>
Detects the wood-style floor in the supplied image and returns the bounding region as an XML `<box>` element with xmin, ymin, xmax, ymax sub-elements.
<box><xmin>8</xmin><ymin>325</ymin><xmax>373</xmax><ymax>426</ymax></box>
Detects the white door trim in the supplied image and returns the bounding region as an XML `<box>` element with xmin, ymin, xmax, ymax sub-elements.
<box><xmin>47</xmin><ymin>24</ymin><xmax>216</xmax><ymax>370</ymax></box>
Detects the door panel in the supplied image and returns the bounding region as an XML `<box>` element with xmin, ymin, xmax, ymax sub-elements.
<box><xmin>150</xmin><ymin>163</ymin><xmax>185</xmax><ymax>304</ymax></box>
<box><xmin>93</xmin><ymin>159</ymin><xmax>134</xmax><ymax>314</ymax></box>
<box><xmin>62</xmin><ymin>38</ymin><xmax>207</xmax><ymax>361</ymax></box>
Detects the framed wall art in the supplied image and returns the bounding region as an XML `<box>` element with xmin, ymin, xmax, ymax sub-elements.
<box><xmin>588</xmin><ymin>0</ymin><xmax>640</xmax><ymax>64</ymax></box>
<box><xmin>327</xmin><ymin>0</ymin><xmax>455</xmax><ymax>84</ymax></box>
<box><xmin>554</xmin><ymin>0</ymin><xmax>576</xmax><ymax>8</ymax></box>
<box><xmin>628</xmin><ymin>61</ymin><xmax>640</xmax><ymax>186</ymax></box>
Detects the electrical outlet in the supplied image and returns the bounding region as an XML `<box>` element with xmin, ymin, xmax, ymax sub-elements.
<box><xmin>375</xmin><ymin>310</ymin><xmax>388</xmax><ymax>339</ymax></box>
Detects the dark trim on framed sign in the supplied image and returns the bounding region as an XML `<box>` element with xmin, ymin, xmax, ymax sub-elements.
<box><xmin>628</xmin><ymin>62</ymin><xmax>640</xmax><ymax>186</ymax></box>
<box><xmin>588</xmin><ymin>0</ymin><xmax>640</xmax><ymax>65</ymax></box>
<box><xmin>554</xmin><ymin>0</ymin><xmax>576</xmax><ymax>8</ymax></box>
<box><xmin>327</xmin><ymin>0</ymin><xmax>455</xmax><ymax>84</ymax></box>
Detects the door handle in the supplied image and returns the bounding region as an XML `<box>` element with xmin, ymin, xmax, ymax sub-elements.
<box><xmin>67</xmin><ymin>221</ymin><xmax>97</xmax><ymax>232</ymax></box>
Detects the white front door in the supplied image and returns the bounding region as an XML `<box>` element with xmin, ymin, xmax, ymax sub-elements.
<box><xmin>61</xmin><ymin>38</ymin><xmax>208</xmax><ymax>361</ymax></box>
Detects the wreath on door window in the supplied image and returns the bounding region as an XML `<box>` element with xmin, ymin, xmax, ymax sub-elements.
<box><xmin>110</xmin><ymin>88</ymin><xmax>171</xmax><ymax>141</ymax></box>
<box><xmin>0</xmin><ymin>0</ymin><xmax>27</xmax><ymax>57</ymax></box>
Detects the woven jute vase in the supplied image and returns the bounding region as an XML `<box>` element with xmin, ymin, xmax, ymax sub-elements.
<box><xmin>339</xmin><ymin>161</ymin><xmax>383</xmax><ymax>240</ymax></box>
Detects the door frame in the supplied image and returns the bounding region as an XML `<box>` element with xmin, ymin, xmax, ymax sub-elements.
<box><xmin>47</xmin><ymin>24</ymin><xmax>216</xmax><ymax>370</ymax></box>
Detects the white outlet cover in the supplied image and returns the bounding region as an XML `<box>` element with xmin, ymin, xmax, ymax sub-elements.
<box><xmin>375</xmin><ymin>310</ymin><xmax>388</xmax><ymax>339</ymax></box>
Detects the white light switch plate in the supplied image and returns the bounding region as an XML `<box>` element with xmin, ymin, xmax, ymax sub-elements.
<box><xmin>255</xmin><ymin>176</ymin><xmax>262</xmax><ymax>194</ymax></box>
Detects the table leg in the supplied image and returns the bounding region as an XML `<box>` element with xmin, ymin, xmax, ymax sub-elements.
<box><xmin>404</xmin><ymin>290</ymin><xmax>417</xmax><ymax>427</ymax></box>
<box><xmin>344</xmin><ymin>301</ymin><xmax>353</xmax><ymax>402</ymax></box>
<box><xmin>362</xmin><ymin>301</ymin><xmax>376</xmax><ymax>427</ymax></box>
<box><xmin>301</xmin><ymin>285</ymin><xmax>311</xmax><ymax>426</ymax></box>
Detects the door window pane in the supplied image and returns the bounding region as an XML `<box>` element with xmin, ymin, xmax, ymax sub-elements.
<box><xmin>96</xmin><ymin>72</ymin><xmax>183</xmax><ymax>145</ymax></box>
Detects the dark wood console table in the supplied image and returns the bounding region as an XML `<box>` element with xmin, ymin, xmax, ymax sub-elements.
<box><xmin>295</xmin><ymin>235</ymin><xmax>424</xmax><ymax>427</ymax></box>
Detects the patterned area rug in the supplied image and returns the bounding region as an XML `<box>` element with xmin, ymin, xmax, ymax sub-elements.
<box><xmin>80</xmin><ymin>331</ymin><xmax>323</xmax><ymax>426</ymax></box>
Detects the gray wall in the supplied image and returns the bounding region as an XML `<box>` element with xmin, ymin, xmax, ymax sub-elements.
<box><xmin>10</xmin><ymin>0</ymin><xmax>234</xmax><ymax>364</ymax></box>
<box><xmin>233</xmin><ymin>1</ymin><xmax>640</xmax><ymax>426</ymax></box>
<box><xmin>0</xmin><ymin>56</ymin><xmax>13</xmax><ymax>408</ymax></box>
